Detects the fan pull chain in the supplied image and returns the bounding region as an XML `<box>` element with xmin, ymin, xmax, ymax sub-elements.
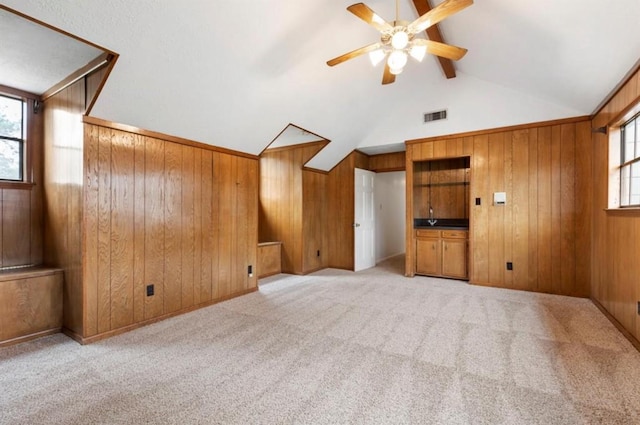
<box><xmin>395</xmin><ymin>0</ymin><xmax>399</xmax><ymax>24</ymax></box>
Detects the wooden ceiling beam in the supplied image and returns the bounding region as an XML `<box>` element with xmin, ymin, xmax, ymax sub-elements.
<box><xmin>411</xmin><ymin>0</ymin><xmax>457</xmax><ymax>79</ymax></box>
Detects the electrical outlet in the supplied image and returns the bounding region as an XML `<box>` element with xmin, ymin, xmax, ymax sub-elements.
<box><xmin>506</xmin><ymin>262</ymin><xmax>513</xmax><ymax>271</ymax></box>
<box><xmin>317</xmin><ymin>250</ymin><xmax>320</xmax><ymax>257</ymax></box>
<box><xmin>475</xmin><ymin>197</ymin><xmax>481</xmax><ymax>206</ymax></box>
<box><xmin>146</xmin><ymin>284</ymin><xmax>154</xmax><ymax>296</ymax></box>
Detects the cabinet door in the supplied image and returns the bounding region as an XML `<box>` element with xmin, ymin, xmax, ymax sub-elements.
<box><xmin>442</xmin><ymin>239</ymin><xmax>467</xmax><ymax>279</ymax></box>
<box><xmin>416</xmin><ymin>238</ymin><xmax>441</xmax><ymax>276</ymax></box>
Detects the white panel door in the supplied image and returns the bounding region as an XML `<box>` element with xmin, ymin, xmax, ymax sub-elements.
<box><xmin>354</xmin><ymin>168</ymin><xmax>376</xmax><ymax>271</ymax></box>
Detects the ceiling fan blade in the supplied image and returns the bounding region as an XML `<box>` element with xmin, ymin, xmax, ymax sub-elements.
<box><xmin>408</xmin><ymin>0</ymin><xmax>473</xmax><ymax>34</ymax></box>
<box><xmin>382</xmin><ymin>62</ymin><xmax>396</xmax><ymax>85</ymax></box>
<box><xmin>347</xmin><ymin>3</ymin><xmax>393</xmax><ymax>33</ymax></box>
<box><xmin>412</xmin><ymin>39</ymin><xmax>467</xmax><ymax>61</ymax></box>
<box><xmin>327</xmin><ymin>42</ymin><xmax>382</xmax><ymax>67</ymax></box>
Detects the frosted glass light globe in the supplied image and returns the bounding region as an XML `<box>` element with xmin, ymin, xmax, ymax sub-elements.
<box><xmin>388</xmin><ymin>50</ymin><xmax>408</xmax><ymax>70</ymax></box>
<box><xmin>391</xmin><ymin>31</ymin><xmax>409</xmax><ymax>49</ymax></box>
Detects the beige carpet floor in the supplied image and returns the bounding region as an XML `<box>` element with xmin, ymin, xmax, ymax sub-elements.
<box><xmin>1</xmin><ymin>256</ymin><xmax>639</xmax><ymax>424</ymax></box>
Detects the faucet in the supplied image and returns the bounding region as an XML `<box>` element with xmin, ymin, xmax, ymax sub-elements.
<box><xmin>427</xmin><ymin>206</ymin><xmax>437</xmax><ymax>226</ymax></box>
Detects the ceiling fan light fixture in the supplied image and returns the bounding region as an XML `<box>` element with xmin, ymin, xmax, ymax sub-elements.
<box><xmin>389</xmin><ymin>66</ymin><xmax>403</xmax><ymax>75</ymax></box>
<box><xmin>369</xmin><ymin>49</ymin><xmax>386</xmax><ymax>66</ymax></box>
<box><xmin>391</xmin><ymin>30</ymin><xmax>409</xmax><ymax>49</ymax></box>
<box><xmin>409</xmin><ymin>44</ymin><xmax>427</xmax><ymax>62</ymax></box>
<box><xmin>388</xmin><ymin>49</ymin><xmax>408</xmax><ymax>70</ymax></box>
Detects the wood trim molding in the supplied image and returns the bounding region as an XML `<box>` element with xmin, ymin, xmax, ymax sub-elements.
<box><xmin>0</xmin><ymin>328</ymin><xmax>61</xmax><ymax>348</ymax></box>
<box><xmin>42</xmin><ymin>53</ymin><xmax>111</xmax><ymax>101</ymax></box>
<box><xmin>259</xmin><ymin>123</ymin><xmax>330</xmax><ymax>156</ymax></box>
<box><xmin>302</xmin><ymin>166</ymin><xmax>329</xmax><ymax>175</ymax></box>
<box><xmin>82</xmin><ymin>116</ymin><xmax>259</xmax><ymax>160</ymax></box>
<box><xmin>85</xmin><ymin>54</ymin><xmax>118</xmax><ymax>115</ymax></box>
<box><xmin>591</xmin><ymin>298</ymin><xmax>640</xmax><ymax>352</ymax></box>
<box><xmin>263</xmin><ymin>139</ymin><xmax>329</xmax><ymax>154</ymax></box>
<box><xmin>411</xmin><ymin>0</ymin><xmax>456</xmax><ymax>79</ymax></box>
<box><xmin>0</xmin><ymin>84</ymin><xmax>40</xmax><ymax>101</ymax></box>
<box><xmin>591</xmin><ymin>57</ymin><xmax>640</xmax><ymax>118</ymax></box>
<box><xmin>604</xmin><ymin>207</ymin><xmax>640</xmax><ymax>217</ymax></box>
<box><xmin>405</xmin><ymin>116</ymin><xmax>591</xmax><ymax>145</ymax></box>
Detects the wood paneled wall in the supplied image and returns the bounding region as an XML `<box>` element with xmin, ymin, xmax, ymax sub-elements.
<box><xmin>368</xmin><ymin>151</ymin><xmax>406</xmax><ymax>172</ymax></box>
<box><xmin>259</xmin><ymin>141</ymin><xmax>328</xmax><ymax>274</ymax></box>
<box><xmin>43</xmin><ymin>78</ymin><xmax>85</xmax><ymax>333</ymax></box>
<box><xmin>83</xmin><ymin>123</ymin><xmax>258</xmax><ymax>339</ymax></box>
<box><xmin>326</xmin><ymin>151</ymin><xmax>369</xmax><ymax>270</ymax></box>
<box><xmin>0</xmin><ymin>90</ymin><xmax>44</xmax><ymax>268</ymax></box>
<box><xmin>44</xmin><ymin>72</ymin><xmax>259</xmax><ymax>342</ymax></box>
<box><xmin>590</xmin><ymin>66</ymin><xmax>640</xmax><ymax>342</ymax></box>
<box><xmin>302</xmin><ymin>169</ymin><xmax>327</xmax><ymax>273</ymax></box>
<box><xmin>406</xmin><ymin>117</ymin><xmax>592</xmax><ymax>297</ymax></box>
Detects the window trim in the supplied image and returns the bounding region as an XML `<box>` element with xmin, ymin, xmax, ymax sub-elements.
<box><xmin>0</xmin><ymin>84</ymin><xmax>39</xmax><ymax>190</ymax></box>
<box><xmin>619</xmin><ymin>112</ymin><xmax>640</xmax><ymax>208</ymax></box>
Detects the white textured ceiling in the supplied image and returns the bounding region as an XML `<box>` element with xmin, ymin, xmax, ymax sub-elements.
<box><xmin>2</xmin><ymin>0</ymin><xmax>639</xmax><ymax>170</ymax></box>
<box><xmin>0</xmin><ymin>7</ymin><xmax>104</xmax><ymax>95</ymax></box>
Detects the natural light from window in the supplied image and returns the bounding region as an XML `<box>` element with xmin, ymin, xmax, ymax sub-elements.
<box><xmin>0</xmin><ymin>94</ymin><xmax>25</xmax><ymax>181</ymax></box>
<box><xmin>620</xmin><ymin>112</ymin><xmax>640</xmax><ymax>207</ymax></box>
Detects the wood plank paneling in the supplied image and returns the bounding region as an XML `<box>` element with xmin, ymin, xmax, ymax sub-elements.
<box><xmin>201</xmin><ymin>151</ymin><xmax>214</xmax><ymax>302</ymax></box>
<box><xmin>164</xmin><ymin>142</ymin><xmax>182</xmax><ymax>313</ymax></box>
<box><xmin>259</xmin><ymin>141</ymin><xmax>327</xmax><ymax>274</ymax></box>
<box><xmin>84</xmin><ymin>124</ymin><xmax>99</xmax><ymax>336</ymax></box>
<box><xmin>471</xmin><ymin>135</ymin><xmax>489</xmax><ymax>284</ymax></box>
<box><xmin>511</xmin><ymin>130</ymin><xmax>529</xmax><ymax>291</ymax></box>
<box><xmin>44</xmin><ymin>78</ymin><xmax>85</xmax><ymax>335</ymax></box>
<box><xmin>368</xmin><ymin>151</ymin><xmax>406</xmax><ymax>172</ymax></box>
<box><xmin>217</xmin><ymin>152</ymin><xmax>232</xmax><ymax>297</ymax></box>
<box><xmin>0</xmin><ymin>270</ymin><xmax>63</xmax><ymax>345</ymax></box>
<box><xmin>2</xmin><ymin>190</ymin><xmax>31</xmax><ymax>267</ymax></box>
<box><xmin>79</xmin><ymin>125</ymin><xmax>259</xmax><ymax>341</ymax></box>
<box><xmin>43</xmin><ymin>76</ymin><xmax>259</xmax><ymax>342</ymax></box>
<box><xmin>536</xmin><ymin>126</ymin><xmax>552</xmax><ymax>293</ymax></box>
<box><xmin>97</xmin><ymin>127</ymin><xmax>112</xmax><ymax>333</ymax></box>
<box><xmin>406</xmin><ymin>117</ymin><xmax>592</xmax><ymax>297</ymax></box>
<box><xmin>109</xmin><ymin>129</ymin><xmax>134</xmax><ymax>329</ymax></box>
<box><xmin>143</xmin><ymin>137</ymin><xmax>165</xmax><ymax>321</ymax></box>
<box><xmin>132</xmin><ymin>134</ymin><xmax>145</xmax><ymax>323</ymax></box>
<box><xmin>181</xmin><ymin>146</ymin><xmax>195</xmax><ymax>307</ymax></box>
<box><xmin>591</xmin><ymin>65</ymin><xmax>640</xmax><ymax>343</ymax></box>
<box><xmin>327</xmin><ymin>153</ymin><xmax>357</xmax><ymax>270</ymax></box>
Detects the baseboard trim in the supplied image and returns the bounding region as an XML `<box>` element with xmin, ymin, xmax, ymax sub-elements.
<box><xmin>0</xmin><ymin>328</ymin><xmax>61</xmax><ymax>348</ymax></box>
<box><xmin>376</xmin><ymin>252</ymin><xmax>405</xmax><ymax>263</ymax></box>
<box><xmin>591</xmin><ymin>298</ymin><xmax>640</xmax><ymax>353</ymax></box>
<box><xmin>69</xmin><ymin>287</ymin><xmax>258</xmax><ymax>345</ymax></box>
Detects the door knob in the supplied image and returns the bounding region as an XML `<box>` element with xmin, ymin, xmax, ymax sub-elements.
<box><xmin>353</xmin><ymin>223</ymin><xmax>360</xmax><ymax>227</ymax></box>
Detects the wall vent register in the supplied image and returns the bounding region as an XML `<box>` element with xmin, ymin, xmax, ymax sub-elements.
<box><xmin>424</xmin><ymin>109</ymin><xmax>447</xmax><ymax>123</ymax></box>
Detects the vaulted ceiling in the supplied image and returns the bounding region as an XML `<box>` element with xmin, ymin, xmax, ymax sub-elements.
<box><xmin>2</xmin><ymin>0</ymin><xmax>640</xmax><ymax>170</ymax></box>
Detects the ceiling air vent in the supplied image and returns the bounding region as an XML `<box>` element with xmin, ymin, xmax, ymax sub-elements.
<box><xmin>423</xmin><ymin>109</ymin><xmax>447</xmax><ymax>123</ymax></box>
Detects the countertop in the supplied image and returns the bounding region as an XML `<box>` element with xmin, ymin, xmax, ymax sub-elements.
<box><xmin>414</xmin><ymin>218</ymin><xmax>469</xmax><ymax>230</ymax></box>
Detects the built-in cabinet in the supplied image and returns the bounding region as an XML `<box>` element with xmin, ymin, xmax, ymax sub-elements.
<box><xmin>415</xmin><ymin>229</ymin><xmax>468</xmax><ymax>279</ymax></box>
<box><xmin>410</xmin><ymin>156</ymin><xmax>470</xmax><ymax>279</ymax></box>
<box><xmin>404</xmin><ymin>118</ymin><xmax>592</xmax><ymax>297</ymax></box>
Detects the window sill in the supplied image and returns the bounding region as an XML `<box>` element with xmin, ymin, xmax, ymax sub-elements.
<box><xmin>0</xmin><ymin>181</ymin><xmax>35</xmax><ymax>190</ymax></box>
<box><xmin>604</xmin><ymin>207</ymin><xmax>640</xmax><ymax>217</ymax></box>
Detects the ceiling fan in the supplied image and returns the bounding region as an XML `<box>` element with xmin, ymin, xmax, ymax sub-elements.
<box><xmin>327</xmin><ymin>0</ymin><xmax>473</xmax><ymax>84</ymax></box>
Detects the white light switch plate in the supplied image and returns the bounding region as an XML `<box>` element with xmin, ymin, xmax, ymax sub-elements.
<box><xmin>494</xmin><ymin>192</ymin><xmax>506</xmax><ymax>205</ymax></box>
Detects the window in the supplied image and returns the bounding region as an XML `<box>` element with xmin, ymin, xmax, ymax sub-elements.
<box><xmin>0</xmin><ymin>94</ymin><xmax>26</xmax><ymax>181</ymax></box>
<box><xmin>620</xmin><ymin>112</ymin><xmax>640</xmax><ymax>207</ymax></box>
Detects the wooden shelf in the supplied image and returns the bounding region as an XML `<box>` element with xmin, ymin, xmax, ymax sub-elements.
<box><xmin>414</xmin><ymin>182</ymin><xmax>469</xmax><ymax>187</ymax></box>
